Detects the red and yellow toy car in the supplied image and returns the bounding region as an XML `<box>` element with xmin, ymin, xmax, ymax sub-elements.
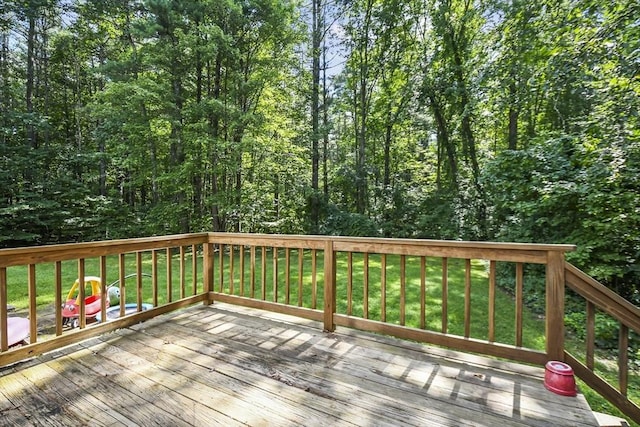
<box><xmin>61</xmin><ymin>276</ymin><xmax>108</xmax><ymax>328</ymax></box>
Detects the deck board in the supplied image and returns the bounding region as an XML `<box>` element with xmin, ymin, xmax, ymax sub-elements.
<box><xmin>0</xmin><ymin>303</ymin><xmax>599</xmax><ymax>426</ymax></box>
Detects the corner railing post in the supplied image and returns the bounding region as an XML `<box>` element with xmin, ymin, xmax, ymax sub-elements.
<box><xmin>203</xmin><ymin>241</ymin><xmax>214</xmax><ymax>306</ymax></box>
<box><xmin>323</xmin><ymin>239</ymin><xmax>336</xmax><ymax>332</ymax></box>
<box><xmin>546</xmin><ymin>250</ymin><xmax>566</xmax><ymax>361</ymax></box>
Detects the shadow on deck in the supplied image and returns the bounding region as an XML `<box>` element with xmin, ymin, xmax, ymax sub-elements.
<box><xmin>0</xmin><ymin>303</ymin><xmax>599</xmax><ymax>426</ymax></box>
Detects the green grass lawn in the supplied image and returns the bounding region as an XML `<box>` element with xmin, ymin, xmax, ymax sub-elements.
<box><xmin>4</xmin><ymin>247</ymin><xmax>638</xmax><ymax>424</ymax></box>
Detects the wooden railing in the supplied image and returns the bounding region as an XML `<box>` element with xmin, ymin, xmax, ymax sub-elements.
<box><xmin>0</xmin><ymin>233</ymin><xmax>210</xmax><ymax>367</ymax></box>
<box><xmin>563</xmin><ymin>263</ymin><xmax>640</xmax><ymax>423</ymax></box>
<box><xmin>0</xmin><ymin>233</ymin><xmax>637</xmax><ymax>423</ymax></box>
<box><xmin>206</xmin><ymin>234</ymin><xmax>574</xmax><ymax>365</ymax></box>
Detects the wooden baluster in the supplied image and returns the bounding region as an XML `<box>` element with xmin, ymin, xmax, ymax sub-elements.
<box><xmin>152</xmin><ymin>250</ymin><xmax>159</xmax><ymax>307</ymax></box>
<box><xmin>166</xmin><ymin>248</ymin><xmax>172</xmax><ymax>303</ymax></box>
<box><xmin>29</xmin><ymin>268</ymin><xmax>41</xmax><ymax>329</ymax></box>
<box><xmin>285</xmin><ymin>248</ymin><xmax>291</xmax><ymax>305</ymax></box>
<box><xmin>400</xmin><ymin>255</ymin><xmax>406</xmax><ymax>326</ymax></box>
<box><xmin>515</xmin><ymin>262</ymin><xmax>524</xmax><ymax>347</ymax></box>
<box><xmin>250</xmin><ymin>246</ymin><xmax>256</xmax><ymax>299</ymax></box>
<box><xmin>312</xmin><ymin>249</ymin><xmax>317</xmax><ymax>309</ymax></box>
<box><xmin>261</xmin><ymin>247</ymin><xmax>266</xmax><ymax>300</ymax></box>
<box><xmin>99</xmin><ymin>257</ymin><xmax>107</xmax><ymax>323</ymax></box>
<box><xmin>363</xmin><ymin>253</ymin><xmax>369</xmax><ymax>319</ymax></box>
<box><xmin>119</xmin><ymin>254</ymin><xmax>126</xmax><ymax>317</ymax></box>
<box><xmin>239</xmin><ymin>245</ymin><xmax>244</xmax><ymax>297</ymax></box>
<box><xmin>347</xmin><ymin>252</ymin><xmax>353</xmax><ymax>316</ymax></box>
<box><xmin>464</xmin><ymin>259</ymin><xmax>471</xmax><ymax>338</ymax></box>
<box><xmin>381</xmin><ymin>254</ymin><xmax>387</xmax><ymax>323</ymax></box>
<box><xmin>229</xmin><ymin>245</ymin><xmax>234</xmax><ymax>296</ymax></box>
<box><xmin>0</xmin><ymin>267</ymin><xmax>7</xmax><ymax>351</ymax></box>
<box><xmin>323</xmin><ymin>240</ymin><xmax>336</xmax><ymax>332</ymax></box>
<box><xmin>586</xmin><ymin>301</ymin><xmax>595</xmax><ymax>370</ymax></box>
<box><xmin>55</xmin><ymin>261</ymin><xmax>63</xmax><ymax>336</ymax></box>
<box><xmin>420</xmin><ymin>256</ymin><xmax>426</xmax><ymax>330</ymax></box>
<box><xmin>488</xmin><ymin>260</ymin><xmax>496</xmax><ymax>343</ymax></box>
<box><xmin>619</xmin><ymin>323</ymin><xmax>629</xmax><ymax>396</ymax></box>
<box><xmin>180</xmin><ymin>246</ymin><xmax>186</xmax><ymax>299</ymax></box>
<box><xmin>78</xmin><ymin>259</ymin><xmax>86</xmax><ymax>328</ymax></box>
<box><xmin>442</xmin><ymin>258</ymin><xmax>448</xmax><ymax>334</ymax></box>
<box><xmin>273</xmin><ymin>247</ymin><xmax>278</xmax><ymax>303</ymax></box>
<box><xmin>298</xmin><ymin>248</ymin><xmax>304</xmax><ymax>307</ymax></box>
<box><xmin>137</xmin><ymin>251</ymin><xmax>143</xmax><ymax>309</ymax></box>
<box><xmin>218</xmin><ymin>244</ymin><xmax>224</xmax><ymax>293</ymax></box>
<box><xmin>192</xmin><ymin>244</ymin><xmax>198</xmax><ymax>296</ymax></box>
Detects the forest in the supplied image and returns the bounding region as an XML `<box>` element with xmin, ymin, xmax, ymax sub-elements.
<box><xmin>0</xmin><ymin>0</ymin><xmax>638</xmax><ymax>303</ymax></box>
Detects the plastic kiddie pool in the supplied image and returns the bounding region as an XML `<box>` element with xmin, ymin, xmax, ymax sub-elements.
<box><xmin>4</xmin><ymin>317</ymin><xmax>30</xmax><ymax>347</ymax></box>
<box><xmin>95</xmin><ymin>303</ymin><xmax>153</xmax><ymax>323</ymax></box>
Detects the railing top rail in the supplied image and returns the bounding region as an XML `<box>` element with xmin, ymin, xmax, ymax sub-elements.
<box><xmin>0</xmin><ymin>232</ymin><xmax>576</xmax><ymax>268</ymax></box>
<box><xmin>207</xmin><ymin>233</ymin><xmax>576</xmax><ymax>263</ymax></box>
<box><xmin>0</xmin><ymin>233</ymin><xmax>210</xmax><ymax>267</ymax></box>
<box><xmin>208</xmin><ymin>233</ymin><xmax>576</xmax><ymax>252</ymax></box>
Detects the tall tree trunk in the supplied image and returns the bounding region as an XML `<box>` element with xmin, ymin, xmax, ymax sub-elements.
<box><xmin>322</xmin><ymin>44</ymin><xmax>329</xmax><ymax>202</ymax></box>
<box><xmin>383</xmin><ymin>117</ymin><xmax>392</xmax><ymax>189</ymax></box>
<box><xmin>0</xmin><ymin>32</ymin><xmax>7</xmax><ymax>143</ymax></box>
<box><xmin>209</xmin><ymin>54</ymin><xmax>224</xmax><ymax>232</ymax></box>
<box><xmin>353</xmin><ymin>0</ymin><xmax>374</xmax><ymax>216</ymax></box>
<box><xmin>0</xmin><ymin>32</ymin><xmax>7</xmax><ymax>117</ymax></box>
<box><xmin>450</xmin><ymin>42</ymin><xmax>479</xmax><ymax>183</ymax></box>
<box><xmin>428</xmin><ymin>92</ymin><xmax>456</xmax><ymax>189</ymax></box>
<box><xmin>445</xmin><ymin>3</ymin><xmax>486</xmax><ymax>236</ymax></box>
<box><xmin>26</xmin><ymin>13</ymin><xmax>36</xmax><ymax>151</ymax></box>
<box><xmin>193</xmin><ymin>26</ymin><xmax>203</xmax><ymax>219</ymax></box>
<box><xmin>171</xmin><ymin>81</ymin><xmax>188</xmax><ymax>232</ymax></box>
<box><xmin>191</xmin><ymin>20</ymin><xmax>204</xmax><ymax>218</ymax></box>
<box><xmin>309</xmin><ymin>0</ymin><xmax>321</xmax><ymax>233</ymax></box>
<box><xmin>508</xmin><ymin>81</ymin><xmax>518</xmax><ymax>150</ymax></box>
<box><xmin>356</xmin><ymin>78</ymin><xmax>367</xmax><ymax>215</ymax></box>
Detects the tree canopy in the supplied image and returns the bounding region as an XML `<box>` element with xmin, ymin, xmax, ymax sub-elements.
<box><xmin>1</xmin><ymin>0</ymin><xmax>638</xmax><ymax>301</ymax></box>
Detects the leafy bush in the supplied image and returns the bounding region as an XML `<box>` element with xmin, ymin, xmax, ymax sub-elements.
<box><xmin>320</xmin><ymin>205</ymin><xmax>380</xmax><ymax>237</ymax></box>
<box><xmin>494</xmin><ymin>262</ymin><xmax>547</xmax><ymax>314</ymax></box>
<box><xmin>484</xmin><ymin>133</ymin><xmax>640</xmax><ymax>310</ymax></box>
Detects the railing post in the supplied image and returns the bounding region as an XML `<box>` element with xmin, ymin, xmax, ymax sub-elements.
<box><xmin>323</xmin><ymin>239</ymin><xmax>336</xmax><ymax>332</ymax></box>
<box><xmin>546</xmin><ymin>250</ymin><xmax>566</xmax><ymax>361</ymax></box>
<box><xmin>203</xmin><ymin>242</ymin><xmax>214</xmax><ymax>306</ymax></box>
<box><xmin>0</xmin><ymin>267</ymin><xmax>7</xmax><ymax>351</ymax></box>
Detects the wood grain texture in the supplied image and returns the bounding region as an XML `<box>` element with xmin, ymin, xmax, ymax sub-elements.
<box><xmin>0</xmin><ymin>303</ymin><xmax>598</xmax><ymax>427</ymax></box>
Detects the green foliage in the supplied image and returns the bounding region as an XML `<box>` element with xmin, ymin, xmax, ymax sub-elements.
<box><xmin>320</xmin><ymin>205</ymin><xmax>380</xmax><ymax>237</ymax></box>
<box><xmin>1</xmin><ymin>0</ymin><xmax>639</xmax><ymax>310</ymax></box>
<box><xmin>484</xmin><ymin>136</ymin><xmax>580</xmax><ymax>243</ymax></box>
<box><xmin>414</xmin><ymin>192</ymin><xmax>462</xmax><ymax>240</ymax></box>
<box><xmin>485</xmin><ymin>131</ymin><xmax>640</xmax><ymax>302</ymax></box>
<box><xmin>493</xmin><ymin>262</ymin><xmax>547</xmax><ymax>315</ymax></box>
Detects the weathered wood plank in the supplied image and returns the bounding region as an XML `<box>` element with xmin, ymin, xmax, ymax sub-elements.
<box><xmin>3</xmin><ymin>303</ymin><xmax>599</xmax><ymax>427</ymax></box>
<box><xmin>76</xmin><ymin>337</ymin><xmax>262</xmax><ymax>426</ymax></box>
<box><xmin>107</xmin><ymin>329</ymin><xmax>356</xmax><ymax>426</ymax></box>
<box><xmin>0</xmin><ymin>366</ymin><xmax>88</xmax><ymax>426</ymax></box>
<box><xmin>138</xmin><ymin>316</ymin><xmax>474</xmax><ymax>426</ymax></box>
<box><xmin>18</xmin><ymin>363</ymin><xmax>131</xmax><ymax>426</ymax></box>
<box><xmin>173</xmin><ymin>305</ymin><xmax>596</xmax><ymax>426</ymax></box>
<box><xmin>55</xmin><ymin>346</ymin><xmax>203</xmax><ymax>426</ymax></box>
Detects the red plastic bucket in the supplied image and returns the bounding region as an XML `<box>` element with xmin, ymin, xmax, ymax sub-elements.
<box><xmin>544</xmin><ymin>361</ymin><xmax>577</xmax><ymax>396</ymax></box>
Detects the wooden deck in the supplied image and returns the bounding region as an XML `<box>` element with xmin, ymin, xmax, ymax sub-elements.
<box><xmin>0</xmin><ymin>303</ymin><xmax>599</xmax><ymax>426</ymax></box>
